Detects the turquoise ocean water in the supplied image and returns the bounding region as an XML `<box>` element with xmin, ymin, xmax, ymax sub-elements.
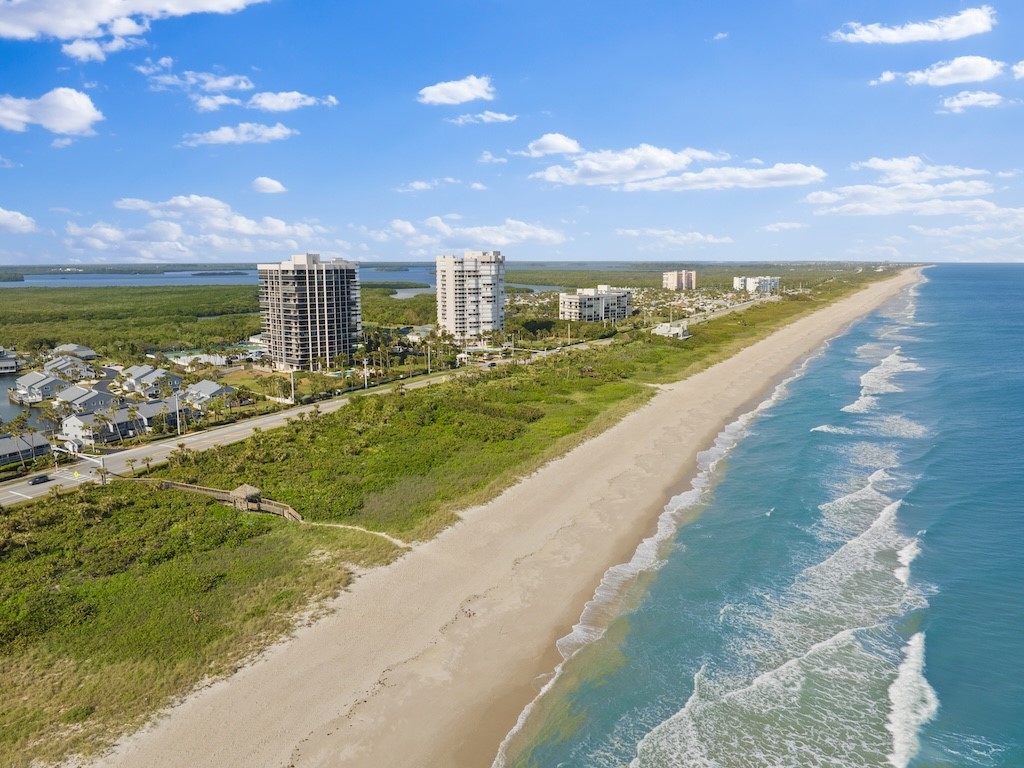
<box><xmin>496</xmin><ymin>264</ymin><xmax>1024</xmax><ymax>768</ymax></box>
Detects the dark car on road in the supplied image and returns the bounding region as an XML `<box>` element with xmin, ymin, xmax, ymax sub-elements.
<box><xmin>28</xmin><ymin>474</ymin><xmax>50</xmax><ymax>485</ymax></box>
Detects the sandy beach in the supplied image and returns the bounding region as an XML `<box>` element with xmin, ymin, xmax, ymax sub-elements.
<box><xmin>93</xmin><ymin>269</ymin><xmax>921</xmax><ymax>768</ymax></box>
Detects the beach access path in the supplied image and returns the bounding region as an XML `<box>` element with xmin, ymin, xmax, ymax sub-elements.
<box><xmin>92</xmin><ymin>269</ymin><xmax>923</xmax><ymax>768</ymax></box>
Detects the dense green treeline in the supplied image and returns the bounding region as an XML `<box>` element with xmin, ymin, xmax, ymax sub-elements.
<box><xmin>0</xmin><ymin>286</ymin><xmax>262</xmax><ymax>358</ymax></box>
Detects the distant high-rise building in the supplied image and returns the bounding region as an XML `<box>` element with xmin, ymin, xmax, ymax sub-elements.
<box><xmin>733</xmin><ymin>275</ymin><xmax>781</xmax><ymax>293</ymax></box>
<box><xmin>258</xmin><ymin>252</ymin><xmax>361</xmax><ymax>371</ymax></box>
<box><xmin>662</xmin><ymin>270</ymin><xmax>697</xmax><ymax>291</ymax></box>
<box><xmin>559</xmin><ymin>285</ymin><xmax>633</xmax><ymax>322</ymax></box>
<box><xmin>436</xmin><ymin>250</ymin><xmax>505</xmax><ymax>340</ymax></box>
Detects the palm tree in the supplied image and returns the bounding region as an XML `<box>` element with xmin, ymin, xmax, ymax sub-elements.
<box><xmin>126</xmin><ymin>457</ymin><xmax>137</xmax><ymax>477</ymax></box>
<box><xmin>5</xmin><ymin>412</ymin><xmax>30</xmax><ymax>469</ymax></box>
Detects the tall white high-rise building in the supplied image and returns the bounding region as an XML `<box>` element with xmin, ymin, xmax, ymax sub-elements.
<box><xmin>258</xmin><ymin>253</ymin><xmax>361</xmax><ymax>371</ymax></box>
<box><xmin>662</xmin><ymin>270</ymin><xmax>697</xmax><ymax>291</ymax></box>
<box><xmin>435</xmin><ymin>250</ymin><xmax>505</xmax><ymax>340</ymax></box>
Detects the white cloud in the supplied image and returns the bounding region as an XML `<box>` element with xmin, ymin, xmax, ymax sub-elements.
<box><xmin>1012</xmin><ymin>61</ymin><xmax>1024</xmax><ymax>79</ymax></box>
<box><xmin>850</xmin><ymin>156</ymin><xmax>987</xmax><ymax>183</ymax></box>
<box><xmin>478</xmin><ymin>150</ymin><xmax>507</xmax><ymax>164</ymax></box>
<box><xmin>941</xmin><ymin>90</ymin><xmax>1003</xmax><ymax>113</ymax></box>
<box><xmin>470</xmin><ymin>182</ymin><xmax>487</xmax><ymax>191</ymax></box>
<box><xmin>0</xmin><ymin>87</ymin><xmax>104</xmax><ymax>135</ymax></box>
<box><xmin>713</xmin><ymin>32</ymin><xmax>728</xmax><ymax>41</ymax></box>
<box><xmin>624</xmin><ymin>163</ymin><xmax>826</xmax><ymax>192</ymax></box>
<box><xmin>0</xmin><ymin>1</ymin><xmax>268</xmax><ymax>64</ymax></box>
<box><xmin>389</xmin><ymin>219</ymin><xmax>417</xmax><ymax>237</ymax></box>
<box><xmin>51</xmin><ymin>137</ymin><xmax>75</xmax><ymax>149</ymax></box>
<box><xmin>423</xmin><ymin>216</ymin><xmax>565</xmax><ymax>247</ymax></box>
<box><xmin>181</xmin><ymin>122</ymin><xmax>298</xmax><ymax>146</ymax></box>
<box><xmin>135</xmin><ymin>56</ymin><xmax>173</xmax><ymax>76</ymax></box>
<box><xmin>447</xmin><ymin>110</ymin><xmax>517</xmax><ymax>125</ymax></box>
<box><xmin>395</xmin><ymin>177</ymin><xmax>460</xmax><ymax>193</ymax></box>
<box><xmin>807</xmin><ymin>179</ymin><xmax>995</xmax><ymax>216</ymax></box>
<box><xmin>830</xmin><ymin>6</ymin><xmax>996</xmax><ymax>44</ymax></box>
<box><xmin>763</xmin><ymin>222</ymin><xmax>806</xmax><ymax>232</ymax></box>
<box><xmin>65</xmin><ymin>192</ymin><xmax>329</xmax><ymax>260</ymax></box>
<box><xmin>0</xmin><ymin>206</ymin><xmax>37</xmax><ymax>233</ymax></box>
<box><xmin>904</xmin><ymin>56</ymin><xmax>1004</xmax><ymax>86</ymax></box>
<box><xmin>616</xmin><ymin>228</ymin><xmax>732</xmax><ymax>248</ymax></box>
<box><xmin>0</xmin><ymin>155</ymin><xmax>19</xmax><ymax>168</ymax></box>
<box><xmin>532</xmin><ymin>142</ymin><xmax>725</xmax><ymax>184</ymax></box>
<box><xmin>521</xmin><ymin>133</ymin><xmax>583</xmax><ymax>157</ymax></box>
<box><xmin>869</xmin><ymin>71</ymin><xmax>897</xmax><ymax>86</ymax></box>
<box><xmin>252</xmin><ymin>176</ymin><xmax>286</xmax><ymax>193</ymax></box>
<box><xmin>417</xmin><ymin>75</ymin><xmax>495</xmax><ymax>105</ymax></box>
<box><xmin>194</xmin><ymin>94</ymin><xmax>242</xmax><ymax>112</ymax></box>
<box><xmin>247</xmin><ymin>91</ymin><xmax>337</xmax><ymax>111</ymax></box>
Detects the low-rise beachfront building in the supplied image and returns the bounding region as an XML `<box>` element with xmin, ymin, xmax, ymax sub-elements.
<box><xmin>558</xmin><ymin>285</ymin><xmax>633</xmax><ymax>322</ymax></box>
<box><xmin>10</xmin><ymin>371</ymin><xmax>70</xmax><ymax>404</ymax></box>
<box><xmin>53</xmin><ymin>343</ymin><xmax>99</xmax><ymax>360</ymax></box>
<box><xmin>55</xmin><ymin>385</ymin><xmax>116</xmax><ymax>414</ymax></box>
<box><xmin>120</xmin><ymin>365</ymin><xmax>183</xmax><ymax>397</ymax></box>
<box><xmin>0</xmin><ymin>432</ymin><xmax>51</xmax><ymax>466</ymax></box>
<box><xmin>651</xmin><ymin>320</ymin><xmax>692</xmax><ymax>340</ymax></box>
<box><xmin>662</xmin><ymin>270</ymin><xmax>697</xmax><ymax>291</ymax></box>
<box><xmin>733</xmin><ymin>275</ymin><xmax>781</xmax><ymax>294</ymax></box>
<box><xmin>44</xmin><ymin>355</ymin><xmax>94</xmax><ymax>381</ymax></box>
<box><xmin>0</xmin><ymin>347</ymin><xmax>19</xmax><ymax>374</ymax></box>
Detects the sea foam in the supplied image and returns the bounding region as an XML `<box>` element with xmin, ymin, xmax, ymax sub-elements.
<box><xmin>886</xmin><ymin>633</ymin><xmax>939</xmax><ymax>768</ymax></box>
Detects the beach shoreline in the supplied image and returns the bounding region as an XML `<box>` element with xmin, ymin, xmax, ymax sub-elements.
<box><xmin>91</xmin><ymin>269</ymin><xmax>922</xmax><ymax>768</ymax></box>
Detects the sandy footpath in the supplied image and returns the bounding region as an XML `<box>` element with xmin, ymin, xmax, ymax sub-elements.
<box><xmin>93</xmin><ymin>269</ymin><xmax>921</xmax><ymax>768</ymax></box>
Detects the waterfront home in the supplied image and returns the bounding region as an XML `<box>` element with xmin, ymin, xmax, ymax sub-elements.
<box><xmin>55</xmin><ymin>385</ymin><xmax>115</xmax><ymax>414</ymax></box>
<box><xmin>0</xmin><ymin>432</ymin><xmax>51</xmax><ymax>466</ymax></box>
<box><xmin>182</xmin><ymin>380</ymin><xmax>235</xmax><ymax>411</ymax></box>
<box><xmin>121</xmin><ymin>365</ymin><xmax>183</xmax><ymax>397</ymax></box>
<box><xmin>53</xmin><ymin>343</ymin><xmax>99</xmax><ymax>360</ymax></box>
<box><xmin>0</xmin><ymin>346</ymin><xmax>19</xmax><ymax>374</ymax></box>
<box><xmin>44</xmin><ymin>355</ymin><xmax>94</xmax><ymax>381</ymax></box>
<box><xmin>10</xmin><ymin>371</ymin><xmax>70</xmax><ymax>404</ymax></box>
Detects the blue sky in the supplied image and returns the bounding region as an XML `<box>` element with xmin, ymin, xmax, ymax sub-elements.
<box><xmin>0</xmin><ymin>1</ymin><xmax>1022</xmax><ymax>264</ymax></box>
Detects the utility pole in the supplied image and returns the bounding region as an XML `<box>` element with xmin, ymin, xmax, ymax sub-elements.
<box><xmin>427</xmin><ymin>343</ymin><xmax>431</xmax><ymax>374</ymax></box>
<box><xmin>290</xmin><ymin>369</ymin><xmax>296</xmax><ymax>404</ymax></box>
<box><xmin>363</xmin><ymin>357</ymin><xmax>369</xmax><ymax>389</ymax></box>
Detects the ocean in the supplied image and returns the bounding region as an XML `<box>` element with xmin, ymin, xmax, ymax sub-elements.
<box><xmin>496</xmin><ymin>264</ymin><xmax>1024</xmax><ymax>768</ymax></box>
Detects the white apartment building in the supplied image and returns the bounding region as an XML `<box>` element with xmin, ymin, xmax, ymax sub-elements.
<box><xmin>436</xmin><ymin>250</ymin><xmax>505</xmax><ymax>340</ymax></box>
<box><xmin>733</xmin><ymin>275</ymin><xmax>781</xmax><ymax>293</ymax></box>
<box><xmin>559</xmin><ymin>285</ymin><xmax>633</xmax><ymax>322</ymax></box>
<box><xmin>258</xmin><ymin>253</ymin><xmax>362</xmax><ymax>371</ymax></box>
<box><xmin>662</xmin><ymin>270</ymin><xmax>697</xmax><ymax>291</ymax></box>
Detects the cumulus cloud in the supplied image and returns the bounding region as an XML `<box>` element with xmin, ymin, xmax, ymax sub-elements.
<box><xmin>252</xmin><ymin>176</ymin><xmax>286</xmax><ymax>193</ymax></box>
<box><xmin>1013</xmin><ymin>61</ymin><xmax>1024</xmax><ymax>79</ymax></box>
<box><xmin>850</xmin><ymin>156</ymin><xmax>987</xmax><ymax>183</ymax></box>
<box><xmin>519</xmin><ymin>133</ymin><xmax>583</xmax><ymax>157</ymax></box>
<box><xmin>869</xmin><ymin>71</ymin><xmax>897</xmax><ymax>86</ymax></box>
<box><xmin>941</xmin><ymin>90</ymin><xmax>1003</xmax><ymax>113</ymax></box>
<box><xmin>532</xmin><ymin>143</ymin><xmax>726</xmax><ymax>185</ymax></box>
<box><xmin>181</xmin><ymin>122</ymin><xmax>298</xmax><ymax>146</ymax></box>
<box><xmin>0</xmin><ymin>206</ymin><xmax>37</xmax><ymax>233</ymax></box>
<box><xmin>64</xmin><ymin>192</ymin><xmax>328</xmax><ymax>260</ymax></box>
<box><xmin>0</xmin><ymin>87</ymin><xmax>104</xmax><ymax>135</ymax></box>
<box><xmin>447</xmin><ymin>110</ymin><xmax>517</xmax><ymax>125</ymax></box>
<box><xmin>247</xmin><ymin>91</ymin><xmax>338</xmax><ymax>111</ymax></box>
<box><xmin>713</xmin><ymin>32</ymin><xmax>728</xmax><ymax>41</ymax></box>
<box><xmin>417</xmin><ymin>75</ymin><xmax>495</xmax><ymax>105</ymax></box>
<box><xmin>0</xmin><ymin>1</ymin><xmax>268</xmax><ymax>61</ymax></box>
<box><xmin>616</xmin><ymin>228</ymin><xmax>732</xmax><ymax>248</ymax></box>
<box><xmin>830</xmin><ymin>6</ymin><xmax>995</xmax><ymax>44</ymax></box>
<box><xmin>478</xmin><ymin>150</ymin><xmax>507</xmax><ymax>164</ymax></box>
<box><xmin>357</xmin><ymin>215</ymin><xmax>564</xmax><ymax>254</ymax></box>
<box><xmin>194</xmin><ymin>94</ymin><xmax>242</xmax><ymax>112</ymax></box>
<box><xmin>395</xmin><ymin>177</ymin><xmax>460</xmax><ymax>193</ymax></box>
<box><xmin>904</xmin><ymin>56</ymin><xmax>1004</xmax><ymax>86</ymax></box>
<box><xmin>622</xmin><ymin>163</ymin><xmax>826</xmax><ymax>192</ymax></box>
<box><xmin>763</xmin><ymin>222</ymin><xmax>807</xmax><ymax>232</ymax></box>
<box><xmin>470</xmin><ymin>182</ymin><xmax>487</xmax><ymax>191</ymax></box>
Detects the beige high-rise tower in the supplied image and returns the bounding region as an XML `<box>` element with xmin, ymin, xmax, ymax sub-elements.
<box><xmin>258</xmin><ymin>253</ymin><xmax>361</xmax><ymax>371</ymax></box>
<box><xmin>435</xmin><ymin>250</ymin><xmax>505</xmax><ymax>340</ymax></box>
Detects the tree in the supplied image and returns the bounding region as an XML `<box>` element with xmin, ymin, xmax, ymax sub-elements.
<box><xmin>126</xmin><ymin>457</ymin><xmax>137</xmax><ymax>476</ymax></box>
<box><xmin>6</xmin><ymin>412</ymin><xmax>30</xmax><ymax>469</ymax></box>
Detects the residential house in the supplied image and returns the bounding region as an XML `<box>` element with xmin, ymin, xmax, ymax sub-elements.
<box><xmin>55</xmin><ymin>385</ymin><xmax>115</xmax><ymax>414</ymax></box>
<box><xmin>61</xmin><ymin>397</ymin><xmax>191</xmax><ymax>445</ymax></box>
<box><xmin>10</xmin><ymin>371</ymin><xmax>70</xmax><ymax>404</ymax></box>
<box><xmin>0</xmin><ymin>346</ymin><xmax>19</xmax><ymax>374</ymax></box>
<box><xmin>53</xmin><ymin>343</ymin><xmax>99</xmax><ymax>360</ymax></box>
<box><xmin>0</xmin><ymin>432</ymin><xmax>51</xmax><ymax>466</ymax></box>
<box><xmin>181</xmin><ymin>380</ymin><xmax>235</xmax><ymax>411</ymax></box>
<box><xmin>120</xmin><ymin>365</ymin><xmax>183</xmax><ymax>397</ymax></box>
<box><xmin>44</xmin><ymin>355</ymin><xmax>94</xmax><ymax>381</ymax></box>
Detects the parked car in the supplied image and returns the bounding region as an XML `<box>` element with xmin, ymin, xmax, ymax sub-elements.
<box><xmin>28</xmin><ymin>474</ymin><xmax>50</xmax><ymax>485</ymax></box>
